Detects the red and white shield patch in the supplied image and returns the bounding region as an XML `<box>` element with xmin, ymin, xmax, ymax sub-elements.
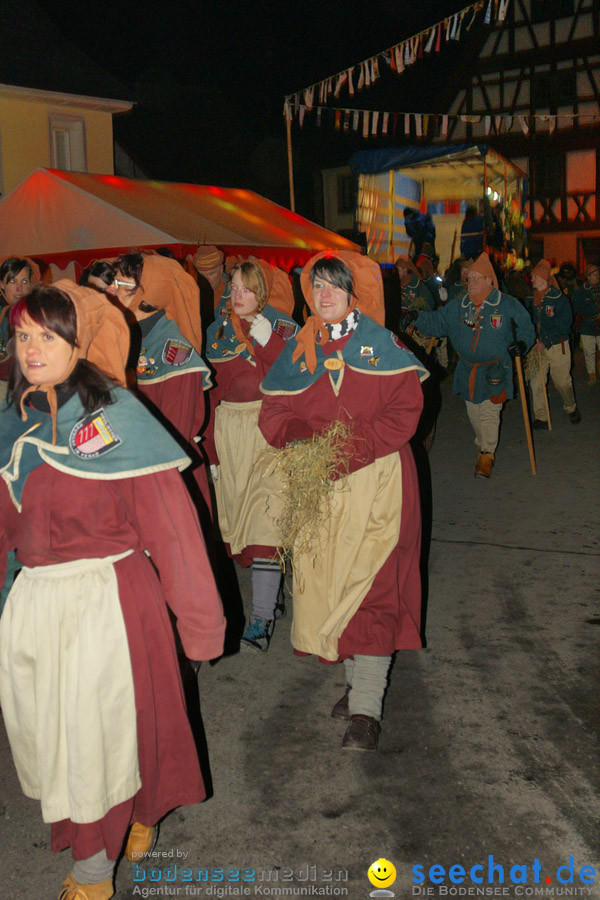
<box><xmin>69</xmin><ymin>410</ymin><xmax>122</xmax><ymax>459</ymax></box>
<box><xmin>490</xmin><ymin>314</ymin><xmax>503</xmax><ymax>329</ymax></box>
<box><xmin>546</xmin><ymin>306</ymin><xmax>555</xmax><ymax>317</ymax></box>
<box><xmin>274</xmin><ymin>319</ymin><xmax>297</xmax><ymax>341</ymax></box>
<box><xmin>162</xmin><ymin>339</ymin><xmax>193</xmax><ymax>367</ymax></box>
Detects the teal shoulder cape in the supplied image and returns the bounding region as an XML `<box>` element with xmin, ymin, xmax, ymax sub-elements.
<box><xmin>136</xmin><ymin>314</ymin><xmax>212</xmax><ymax>389</ymax></box>
<box><xmin>261</xmin><ymin>313</ymin><xmax>429</xmax><ymax>396</ymax></box>
<box><xmin>0</xmin><ymin>387</ymin><xmax>190</xmax><ymax>511</ymax></box>
<box><xmin>205</xmin><ymin>305</ymin><xmax>298</xmax><ymax>366</ymax></box>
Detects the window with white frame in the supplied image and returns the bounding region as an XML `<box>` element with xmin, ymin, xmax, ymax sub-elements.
<box><xmin>49</xmin><ymin>114</ymin><xmax>87</xmax><ymax>172</ymax></box>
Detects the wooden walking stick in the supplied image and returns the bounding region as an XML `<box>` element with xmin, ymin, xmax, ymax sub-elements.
<box><xmin>512</xmin><ymin>321</ymin><xmax>536</xmax><ymax>475</ymax></box>
<box><xmin>538</xmin><ymin>352</ymin><xmax>552</xmax><ymax>431</ymax></box>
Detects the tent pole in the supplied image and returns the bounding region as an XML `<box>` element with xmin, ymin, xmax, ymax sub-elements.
<box><xmin>286</xmin><ymin>116</ymin><xmax>296</xmax><ymax>213</ymax></box>
<box><xmin>388</xmin><ymin>169</ymin><xmax>394</xmax><ymax>263</ymax></box>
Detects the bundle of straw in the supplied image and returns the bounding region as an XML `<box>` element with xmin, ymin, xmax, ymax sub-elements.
<box><xmin>524</xmin><ymin>344</ymin><xmax>545</xmax><ymax>382</ymax></box>
<box><xmin>265</xmin><ymin>420</ymin><xmax>354</xmax><ymax>565</ymax></box>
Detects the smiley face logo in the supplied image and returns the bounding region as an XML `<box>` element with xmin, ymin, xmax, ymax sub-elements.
<box><xmin>368</xmin><ymin>858</ymin><xmax>397</xmax><ymax>889</ymax></box>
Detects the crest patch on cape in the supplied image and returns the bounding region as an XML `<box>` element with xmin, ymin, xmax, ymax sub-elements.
<box><xmin>162</xmin><ymin>339</ymin><xmax>193</xmax><ymax>367</ymax></box>
<box><xmin>391</xmin><ymin>333</ymin><xmax>406</xmax><ymax>349</ymax></box>
<box><xmin>274</xmin><ymin>319</ymin><xmax>297</xmax><ymax>341</ymax></box>
<box><xmin>490</xmin><ymin>314</ymin><xmax>503</xmax><ymax>329</ymax></box>
<box><xmin>545</xmin><ymin>306</ymin><xmax>555</xmax><ymax>317</ymax></box>
<box><xmin>360</xmin><ymin>345</ymin><xmax>374</xmax><ymax>358</ymax></box>
<box><xmin>69</xmin><ymin>410</ymin><xmax>122</xmax><ymax>459</ymax></box>
<box><xmin>0</xmin><ymin>340</ymin><xmax>7</xmax><ymax>362</ymax></box>
<box><xmin>368</xmin><ymin>356</ymin><xmax>380</xmax><ymax>367</ymax></box>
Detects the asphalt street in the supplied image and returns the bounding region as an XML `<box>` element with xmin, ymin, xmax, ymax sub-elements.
<box><xmin>1</xmin><ymin>351</ymin><xmax>598</xmax><ymax>900</ymax></box>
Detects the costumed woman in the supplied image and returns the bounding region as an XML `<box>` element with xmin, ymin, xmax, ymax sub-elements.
<box><xmin>110</xmin><ymin>251</ymin><xmax>214</xmax><ymax>526</ymax></box>
<box><xmin>204</xmin><ymin>259</ymin><xmax>297</xmax><ymax>652</ymax></box>
<box><xmin>394</xmin><ymin>255</ymin><xmax>435</xmax><ymax>347</ymax></box>
<box><xmin>524</xmin><ymin>259</ymin><xmax>580</xmax><ymax>428</ymax></box>
<box><xmin>1</xmin><ymin>256</ymin><xmax>41</xmax><ymax>395</ymax></box>
<box><xmin>258</xmin><ymin>251</ymin><xmax>428</xmax><ymax>751</ymax></box>
<box><xmin>0</xmin><ymin>282</ymin><xmax>225</xmax><ymax>900</ymax></box>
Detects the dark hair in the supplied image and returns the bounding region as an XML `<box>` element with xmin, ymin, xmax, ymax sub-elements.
<box><xmin>79</xmin><ymin>260</ymin><xmax>116</xmax><ymax>290</ymax></box>
<box><xmin>7</xmin><ymin>285</ymin><xmax>115</xmax><ymax>413</ymax></box>
<box><xmin>156</xmin><ymin>246</ymin><xmax>176</xmax><ymax>259</ymax></box>
<box><xmin>310</xmin><ymin>257</ymin><xmax>355</xmax><ymax>298</ymax></box>
<box><xmin>113</xmin><ymin>252</ymin><xmax>144</xmax><ymax>290</ymax></box>
<box><xmin>1</xmin><ymin>257</ymin><xmax>32</xmax><ymax>283</ymax></box>
<box><xmin>403</xmin><ymin>207</ymin><xmax>416</xmax><ymax>218</ymax></box>
<box><xmin>113</xmin><ymin>251</ymin><xmax>157</xmax><ymax>312</ymax></box>
<box><xmin>465</xmin><ymin>205</ymin><xmax>478</xmax><ymax>218</ymax></box>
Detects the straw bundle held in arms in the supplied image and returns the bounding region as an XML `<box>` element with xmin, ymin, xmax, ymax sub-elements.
<box><xmin>524</xmin><ymin>344</ymin><xmax>545</xmax><ymax>381</ymax></box>
<box><xmin>265</xmin><ymin>420</ymin><xmax>354</xmax><ymax>566</ymax></box>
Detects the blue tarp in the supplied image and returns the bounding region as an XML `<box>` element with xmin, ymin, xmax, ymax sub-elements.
<box><xmin>349</xmin><ymin>143</ymin><xmax>489</xmax><ymax>176</ymax></box>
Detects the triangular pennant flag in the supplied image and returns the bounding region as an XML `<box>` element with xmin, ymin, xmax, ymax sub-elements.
<box><xmin>484</xmin><ymin>115</ymin><xmax>491</xmax><ymax>134</ymax></box>
<box><xmin>435</xmin><ymin>22</ymin><xmax>442</xmax><ymax>51</ymax></box>
<box><xmin>518</xmin><ymin>115</ymin><xmax>529</xmax><ymax>134</ymax></box>
<box><xmin>371</xmin><ymin>111</ymin><xmax>379</xmax><ymax>135</ymax></box>
<box><xmin>372</xmin><ymin>57</ymin><xmax>380</xmax><ymax>80</ymax></box>
<box><xmin>404</xmin><ymin>42</ymin><xmax>411</xmax><ymax>65</ymax></box>
<box><xmin>505</xmin><ymin>115</ymin><xmax>513</xmax><ymax>131</ymax></box>
<box><xmin>404</xmin><ymin>113</ymin><xmax>411</xmax><ymax>135</ymax></box>
<box><xmin>442</xmin><ymin>114</ymin><xmax>449</xmax><ymax>136</ymax></box>
<box><xmin>382</xmin><ymin>112</ymin><xmax>389</xmax><ymax>134</ymax></box>
<box><xmin>396</xmin><ymin>44</ymin><xmax>404</xmax><ymax>73</ymax></box>
<box><xmin>352</xmin><ymin>110</ymin><xmax>359</xmax><ymax>130</ymax></box>
<box><xmin>389</xmin><ymin>49</ymin><xmax>396</xmax><ymax>72</ymax></box>
<box><xmin>455</xmin><ymin>11</ymin><xmax>464</xmax><ymax>40</ymax></box>
<box><xmin>548</xmin><ymin>115</ymin><xmax>556</xmax><ymax>134</ymax></box>
<box><xmin>343</xmin><ymin>110</ymin><xmax>350</xmax><ymax>132</ymax></box>
<box><xmin>485</xmin><ymin>1</ymin><xmax>492</xmax><ymax>24</ymax></box>
<box><xmin>334</xmin><ymin>109</ymin><xmax>341</xmax><ymax>130</ymax></box>
<box><xmin>283</xmin><ymin>99</ymin><xmax>292</xmax><ymax>122</ymax></box>
<box><xmin>495</xmin><ymin>115</ymin><xmax>503</xmax><ymax>132</ymax></box>
<box><xmin>299</xmin><ymin>105</ymin><xmax>306</xmax><ymax>127</ymax></box>
<box><xmin>293</xmin><ymin>93</ymin><xmax>300</xmax><ymax>113</ymax></box>
<box><xmin>498</xmin><ymin>0</ymin><xmax>510</xmax><ymax>21</ymax></box>
<box><xmin>363</xmin><ymin>110</ymin><xmax>370</xmax><ymax>138</ymax></box>
<box><xmin>467</xmin><ymin>4</ymin><xmax>479</xmax><ymax>29</ymax></box>
<box><xmin>303</xmin><ymin>87</ymin><xmax>314</xmax><ymax>110</ymax></box>
<box><xmin>319</xmin><ymin>81</ymin><xmax>326</xmax><ymax>104</ymax></box>
<box><xmin>357</xmin><ymin>63</ymin><xmax>365</xmax><ymax>91</ymax></box>
<box><xmin>445</xmin><ymin>18</ymin><xmax>451</xmax><ymax>40</ymax></box>
<box><xmin>334</xmin><ymin>72</ymin><xmax>347</xmax><ymax>98</ymax></box>
<box><xmin>348</xmin><ymin>67</ymin><xmax>355</xmax><ymax>96</ymax></box>
<box><xmin>365</xmin><ymin>62</ymin><xmax>371</xmax><ymax>86</ymax></box>
<box><xmin>450</xmin><ymin>14</ymin><xmax>458</xmax><ymax>39</ymax></box>
<box><xmin>423</xmin><ymin>114</ymin><xmax>429</xmax><ymax>135</ymax></box>
<box><xmin>415</xmin><ymin>114</ymin><xmax>423</xmax><ymax>137</ymax></box>
<box><xmin>425</xmin><ymin>28</ymin><xmax>436</xmax><ymax>52</ymax></box>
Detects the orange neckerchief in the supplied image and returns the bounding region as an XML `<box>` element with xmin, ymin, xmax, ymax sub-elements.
<box><xmin>292</xmin><ymin>299</ymin><xmax>358</xmax><ymax>374</ymax></box>
<box><xmin>19</xmin><ymin>347</ymin><xmax>78</xmax><ymax>445</ymax></box>
<box><xmin>229</xmin><ymin>304</ymin><xmax>255</xmax><ymax>356</ymax></box>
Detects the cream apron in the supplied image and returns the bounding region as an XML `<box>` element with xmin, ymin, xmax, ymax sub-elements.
<box><xmin>0</xmin><ymin>550</ymin><xmax>141</xmax><ymax>824</ymax></box>
<box><xmin>214</xmin><ymin>399</ymin><xmax>284</xmax><ymax>554</ymax></box>
<box><xmin>291</xmin><ymin>452</ymin><xmax>403</xmax><ymax>661</ymax></box>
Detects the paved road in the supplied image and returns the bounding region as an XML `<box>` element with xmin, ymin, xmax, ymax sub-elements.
<box><xmin>1</xmin><ymin>354</ymin><xmax>598</xmax><ymax>900</ymax></box>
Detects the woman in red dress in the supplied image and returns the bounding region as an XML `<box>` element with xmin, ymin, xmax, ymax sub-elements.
<box><xmin>0</xmin><ymin>282</ymin><xmax>224</xmax><ymax>899</ymax></box>
<box><xmin>259</xmin><ymin>251</ymin><xmax>428</xmax><ymax>751</ymax></box>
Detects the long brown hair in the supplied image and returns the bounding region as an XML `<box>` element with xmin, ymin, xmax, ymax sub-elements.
<box><xmin>216</xmin><ymin>261</ymin><xmax>268</xmax><ymax>340</ymax></box>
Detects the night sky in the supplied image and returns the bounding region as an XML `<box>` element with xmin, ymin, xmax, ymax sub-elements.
<box><xmin>37</xmin><ymin>0</ymin><xmax>477</xmax><ymax>216</ymax></box>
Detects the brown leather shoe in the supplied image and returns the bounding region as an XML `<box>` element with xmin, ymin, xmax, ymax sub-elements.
<box><xmin>474</xmin><ymin>452</ymin><xmax>494</xmax><ymax>478</ymax></box>
<box><xmin>58</xmin><ymin>874</ymin><xmax>114</xmax><ymax>899</ymax></box>
<box><xmin>124</xmin><ymin>822</ymin><xmax>158</xmax><ymax>862</ymax></box>
<box><xmin>342</xmin><ymin>714</ymin><xmax>381</xmax><ymax>751</ymax></box>
<box><xmin>331</xmin><ymin>684</ymin><xmax>351</xmax><ymax>720</ymax></box>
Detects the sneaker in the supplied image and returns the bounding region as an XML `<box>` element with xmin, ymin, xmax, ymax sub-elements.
<box><xmin>532</xmin><ymin>419</ymin><xmax>549</xmax><ymax>430</ymax></box>
<box><xmin>569</xmin><ymin>408</ymin><xmax>581</xmax><ymax>424</ymax></box>
<box><xmin>240</xmin><ymin>616</ymin><xmax>274</xmax><ymax>652</ymax></box>
<box><xmin>58</xmin><ymin>874</ymin><xmax>114</xmax><ymax>900</ymax></box>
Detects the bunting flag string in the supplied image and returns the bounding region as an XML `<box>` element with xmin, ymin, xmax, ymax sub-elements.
<box><xmin>284</xmin><ymin>0</ymin><xmax>503</xmax><ymax>111</ymax></box>
<box><xmin>284</xmin><ymin>102</ymin><xmax>600</xmax><ymax>138</ymax></box>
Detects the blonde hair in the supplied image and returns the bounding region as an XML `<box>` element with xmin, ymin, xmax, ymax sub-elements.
<box><xmin>230</xmin><ymin>261</ymin><xmax>268</xmax><ymax>311</ymax></box>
